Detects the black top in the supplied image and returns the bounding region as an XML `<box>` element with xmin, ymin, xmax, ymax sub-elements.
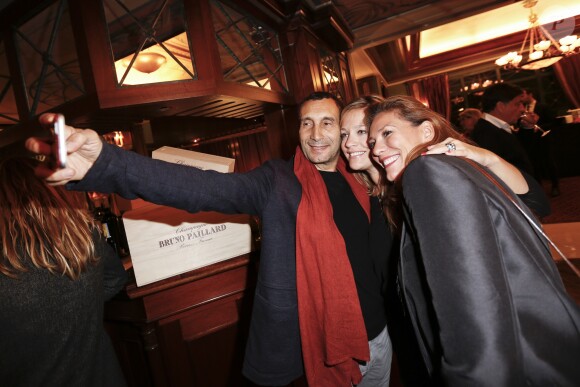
<box><xmin>320</xmin><ymin>171</ymin><xmax>390</xmax><ymax>340</ymax></box>
<box><xmin>0</xmin><ymin>230</ymin><xmax>128</xmax><ymax>387</ymax></box>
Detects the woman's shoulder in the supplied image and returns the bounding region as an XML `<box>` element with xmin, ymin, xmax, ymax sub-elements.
<box><xmin>403</xmin><ymin>155</ymin><xmax>520</xmax><ymax>208</ymax></box>
<box><xmin>402</xmin><ymin>155</ymin><xmax>493</xmax><ymax>197</ymax></box>
<box><xmin>404</xmin><ymin>154</ymin><xmax>473</xmax><ymax>179</ymax></box>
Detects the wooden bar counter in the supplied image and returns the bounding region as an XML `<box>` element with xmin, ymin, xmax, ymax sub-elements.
<box><xmin>104</xmin><ymin>253</ymin><xmax>258</xmax><ymax>387</ymax></box>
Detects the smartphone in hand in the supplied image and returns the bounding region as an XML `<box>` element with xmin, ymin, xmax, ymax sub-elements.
<box><xmin>53</xmin><ymin>114</ymin><xmax>67</xmax><ymax>169</ymax></box>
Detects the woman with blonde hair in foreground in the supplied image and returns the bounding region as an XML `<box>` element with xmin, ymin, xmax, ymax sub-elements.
<box><xmin>0</xmin><ymin>157</ymin><xmax>127</xmax><ymax>386</ymax></box>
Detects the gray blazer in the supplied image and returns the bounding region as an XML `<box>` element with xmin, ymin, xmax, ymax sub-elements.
<box><xmin>399</xmin><ymin>155</ymin><xmax>580</xmax><ymax>386</ymax></box>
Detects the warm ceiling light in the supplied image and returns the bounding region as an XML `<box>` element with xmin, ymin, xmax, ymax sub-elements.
<box><xmin>126</xmin><ymin>52</ymin><xmax>167</xmax><ymax>74</ymax></box>
<box><xmin>495</xmin><ymin>0</ymin><xmax>580</xmax><ymax>70</ymax></box>
<box><xmin>113</xmin><ymin>131</ymin><xmax>124</xmax><ymax>147</ymax></box>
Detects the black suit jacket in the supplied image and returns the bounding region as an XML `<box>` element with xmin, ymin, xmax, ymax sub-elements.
<box><xmin>471</xmin><ymin>118</ymin><xmax>534</xmax><ymax>175</ymax></box>
<box><xmin>399</xmin><ymin>155</ymin><xmax>580</xmax><ymax>386</ymax></box>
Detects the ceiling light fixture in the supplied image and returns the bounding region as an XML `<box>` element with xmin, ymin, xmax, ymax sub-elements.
<box><xmin>495</xmin><ymin>0</ymin><xmax>579</xmax><ymax>70</ymax></box>
<box><xmin>124</xmin><ymin>52</ymin><xmax>167</xmax><ymax>74</ymax></box>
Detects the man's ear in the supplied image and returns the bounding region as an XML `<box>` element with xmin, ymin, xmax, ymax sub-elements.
<box><xmin>420</xmin><ymin>120</ymin><xmax>435</xmax><ymax>141</ymax></box>
<box><xmin>495</xmin><ymin>101</ymin><xmax>506</xmax><ymax>115</ymax></box>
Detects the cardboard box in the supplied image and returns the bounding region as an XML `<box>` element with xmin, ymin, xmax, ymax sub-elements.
<box><xmin>152</xmin><ymin>146</ymin><xmax>235</xmax><ymax>173</ymax></box>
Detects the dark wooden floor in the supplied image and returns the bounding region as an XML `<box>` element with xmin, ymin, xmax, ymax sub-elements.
<box><xmin>542</xmin><ymin>176</ymin><xmax>580</xmax><ymax>224</ymax></box>
<box><xmin>541</xmin><ymin>175</ymin><xmax>580</xmax><ymax>303</ymax></box>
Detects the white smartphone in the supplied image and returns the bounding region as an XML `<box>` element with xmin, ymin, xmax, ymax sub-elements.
<box><xmin>53</xmin><ymin>114</ymin><xmax>67</xmax><ymax>169</ymax></box>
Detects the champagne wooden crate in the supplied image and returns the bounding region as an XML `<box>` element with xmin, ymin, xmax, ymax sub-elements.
<box><xmin>123</xmin><ymin>148</ymin><xmax>251</xmax><ymax>286</ymax></box>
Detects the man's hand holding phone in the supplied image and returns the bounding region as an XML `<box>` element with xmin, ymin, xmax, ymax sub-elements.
<box><xmin>25</xmin><ymin>113</ymin><xmax>105</xmax><ymax>185</ymax></box>
<box><xmin>52</xmin><ymin>114</ymin><xmax>68</xmax><ymax>169</ymax></box>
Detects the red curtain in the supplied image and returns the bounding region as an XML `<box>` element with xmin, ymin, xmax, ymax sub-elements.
<box><xmin>196</xmin><ymin>130</ymin><xmax>272</xmax><ymax>173</ymax></box>
<box><xmin>553</xmin><ymin>55</ymin><xmax>580</xmax><ymax>108</ymax></box>
<box><xmin>409</xmin><ymin>74</ymin><xmax>451</xmax><ymax>119</ymax></box>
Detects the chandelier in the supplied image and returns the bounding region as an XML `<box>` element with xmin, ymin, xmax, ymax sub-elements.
<box><xmin>495</xmin><ymin>0</ymin><xmax>580</xmax><ymax>70</ymax></box>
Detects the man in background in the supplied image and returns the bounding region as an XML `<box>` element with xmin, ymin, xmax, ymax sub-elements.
<box><xmin>470</xmin><ymin>83</ymin><xmax>534</xmax><ymax>176</ymax></box>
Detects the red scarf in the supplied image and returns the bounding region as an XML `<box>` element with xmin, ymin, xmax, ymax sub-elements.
<box><xmin>294</xmin><ymin>146</ymin><xmax>370</xmax><ymax>386</ymax></box>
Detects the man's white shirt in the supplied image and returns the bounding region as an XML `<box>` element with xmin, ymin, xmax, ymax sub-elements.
<box><xmin>482</xmin><ymin>112</ymin><xmax>513</xmax><ymax>133</ymax></box>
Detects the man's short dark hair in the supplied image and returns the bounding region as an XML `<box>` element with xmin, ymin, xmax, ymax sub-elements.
<box><xmin>481</xmin><ymin>83</ymin><xmax>523</xmax><ymax>113</ymax></box>
<box><xmin>297</xmin><ymin>92</ymin><xmax>343</xmax><ymax>119</ymax></box>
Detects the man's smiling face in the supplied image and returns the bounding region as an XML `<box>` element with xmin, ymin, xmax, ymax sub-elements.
<box><xmin>299</xmin><ymin>98</ymin><xmax>342</xmax><ymax>171</ymax></box>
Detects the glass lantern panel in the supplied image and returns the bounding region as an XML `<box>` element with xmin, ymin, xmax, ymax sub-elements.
<box><xmin>210</xmin><ymin>0</ymin><xmax>288</xmax><ymax>93</ymax></box>
<box><xmin>14</xmin><ymin>1</ymin><xmax>84</xmax><ymax>115</ymax></box>
<box><xmin>104</xmin><ymin>0</ymin><xmax>196</xmax><ymax>86</ymax></box>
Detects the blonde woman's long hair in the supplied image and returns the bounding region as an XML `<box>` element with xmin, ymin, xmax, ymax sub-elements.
<box><xmin>366</xmin><ymin>95</ymin><xmax>466</xmax><ymax>229</ymax></box>
<box><xmin>341</xmin><ymin>95</ymin><xmax>386</xmax><ymax>198</ymax></box>
<box><xmin>0</xmin><ymin>157</ymin><xmax>98</xmax><ymax>279</ymax></box>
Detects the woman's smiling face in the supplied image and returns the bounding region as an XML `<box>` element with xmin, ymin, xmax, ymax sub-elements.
<box><xmin>369</xmin><ymin>111</ymin><xmax>431</xmax><ymax>181</ymax></box>
<box><xmin>340</xmin><ymin>108</ymin><xmax>374</xmax><ymax>172</ymax></box>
